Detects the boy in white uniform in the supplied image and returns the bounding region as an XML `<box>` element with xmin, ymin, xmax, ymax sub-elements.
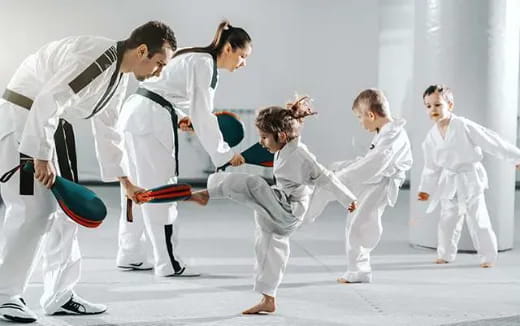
<box><xmin>0</xmin><ymin>22</ymin><xmax>176</xmax><ymax>323</ymax></box>
<box><xmin>306</xmin><ymin>89</ymin><xmax>412</xmax><ymax>283</ymax></box>
<box><xmin>418</xmin><ymin>84</ymin><xmax>520</xmax><ymax>267</ymax></box>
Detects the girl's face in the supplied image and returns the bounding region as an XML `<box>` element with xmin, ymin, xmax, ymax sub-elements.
<box><xmin>258</xmin><ymin>129</ymin><xmax>285</xmax><ymax>153</ymax></box>
<box><xmin>424</xmin><ymin>92</ymin><xmax>453</xmax><ymax>122</ymax></box>
<box><xmin>220</xmin><ymin>42</ymin><xmax>252</xmax><ymax>72</ymax></box>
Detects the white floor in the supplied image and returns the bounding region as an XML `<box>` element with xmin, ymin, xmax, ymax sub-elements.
<box><xmin>1</xmin><ymin>188</ymin><xmax>520</xmax><ymax>326</ymax></box>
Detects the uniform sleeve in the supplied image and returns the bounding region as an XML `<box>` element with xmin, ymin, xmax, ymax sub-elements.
<box><xmin>187</xmin><ymin>59</ymin><xmax>234</xmax><ymax>167</ymax></box>
<box><xmin>418</xmin><ymin>135</ymin><xmax>441</xmax><ymax>194</ymax></box>
<box><xmin>303</xmin><ymin>154</ymin><xmax>357</xmax><ymax>207</ymax></box>
<box><xmin>18</xmin><ymin>60</ymin><xmax>84</xmax><ymax>160</ymax></box>
<box><xmin>90</xmin><ymin>78</ymin><xmax>129</xmax><ymax>181</ymax></box>
<box><xmin>338</xmin><ymin>147</ymin><xmax>396</xmax><ymax>186</ymax></box>
<box><xmin>464</xmin><ymin>118</ymin><xmax>520</xmax><ymax>164</ymax></box>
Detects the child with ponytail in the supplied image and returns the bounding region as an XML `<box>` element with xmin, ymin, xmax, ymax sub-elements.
<box><xmin>188</xmin><ymin>96</ymin><xmax>357</xmax><ymax>314</ymax></box>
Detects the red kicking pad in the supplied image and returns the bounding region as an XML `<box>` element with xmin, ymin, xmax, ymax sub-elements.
<box><xmin>126</xmin><ymin>184</ymin><xmax>192</xmax><ymax>222</ymax></box>
<box><xmin>218</xmin><ymin>142</ymin><xmax>274</xmax><ymax>171</ymax></box>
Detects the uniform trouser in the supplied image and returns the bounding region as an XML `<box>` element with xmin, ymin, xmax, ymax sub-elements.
<box><xmin>343</xmin><ymin>182</ymin><xmax>387</xmax><ymax>282</ymax></box>
<box><xmin>0</xmin><ymin>133</ymin><xmax>79</xmax><ymax>314</ymax></box>
<box><xmin>437</xmin><ymin>194</ymin><xmax>498</xmax><ymax>264</ymax></box>
<box><xmin>208</xmin><ymin>172</ymin><xmax>299</xmax><ymax>297</ymax></box>
<box><xmin>117</xmin><ymin>132</ymin><xmax>184</xmax><ymax>276</ymax></box>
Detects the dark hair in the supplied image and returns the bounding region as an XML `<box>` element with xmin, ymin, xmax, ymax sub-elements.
<box><xmin>352</xmin><ymin>88</ymin><xmax>390</xmax><ymax>118</ymax></box>
<box><xmin>256</xmin><ymin>96</ymin><xmax>316</xmax><ymax>143</ymax></box>
<box><xmin>423</xmin><ymin>84</ymin><xmax>454</xmax><ymax>103</ymax></box>
<box><xmin>173</xmin><ymin>20</ymin><xmax>251</xmax><ymax>59</ymax></box>
<box><xmin>125</xmin><ymin>21</ymin><xmax>177</xmax><ymax>58</ymax></box>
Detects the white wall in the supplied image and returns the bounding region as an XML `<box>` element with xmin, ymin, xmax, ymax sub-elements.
<box><xmin>0</xmin><ymin>0</ymin><xmax>380</xmax><ymax>181</ymax></box>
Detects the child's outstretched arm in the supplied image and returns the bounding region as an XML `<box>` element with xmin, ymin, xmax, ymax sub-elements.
<box><xmin>305</xmin><ymin>158</ymin><xmax>357</xmax><ymax>211</ymax></box>
<box><xmin>464</xmin><ymin>118</ymin><xmax>520</xmax><ymax>167</ymax></box>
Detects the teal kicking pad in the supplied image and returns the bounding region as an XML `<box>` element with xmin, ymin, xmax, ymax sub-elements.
<box><xmin>218</xmin><ymin>142</ymin><xmax>274</xmax><ymax>171</ymax></box>
<box><xmin>23</xmin><ymin>162</ymin><xmax>107</xmax><ymax>228</ymax></box>
<box><xmin>188</xmin><ymin>111</ymin><xmax>244</xmax><ymax>148</ymax></box>
<box><xmin>215</xmin><ymin>111</ymin><xmax>245</xmax><ymax>147</ymax></box>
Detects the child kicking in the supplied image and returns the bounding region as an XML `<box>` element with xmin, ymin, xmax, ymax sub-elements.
<box><xmin>305</xmin><ymin>88</ymin><xmax>412</xmax><ymax>283</ymax></box>
<box><xmin>418</xmin><ymin>84</ymin><xmax>520</xmax><ymax>267</ymax></box>
<box><xmin>188</xmin><ymin>96</ymin><xmax>357</xmax><ymax>314</ymax></box>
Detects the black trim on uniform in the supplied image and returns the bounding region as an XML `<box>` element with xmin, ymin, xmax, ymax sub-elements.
<box><xmin>210</xmin><ymin>58</ymin><xmax>218</xmax><ymax>89</ymax></box>
<box><xmin>19</xmin><ymin>154</ymin><xmax>33</xmax><ymax>195</ymax></box>
<box><xmin>2</xmin><ymin>89</ymin><xmax>33</xmax><ymax>109</ymax></box>
<box><xmin>164</xmin><ymin>224</ymin><xmax>182</xmax><ymax>273</ymax></box>
<box><xmin>85</xmin><ymin>41</ymin><xmax>126</xmax><ymax>119</ymax></box>
<box><xmin>0</xmin><ymin>89</ymin><xmax>79</xmax><ymax>193</ymax></box>
<box><xmin>69</xmin><ymin>44</ymin><xmax>118</xmax><ymax>94</ymax></box>
<box><xmin>135</xmin><ymin>87</ymin><xmax>180</xmax><ymax>176</ymax></box>
<box><xmin>54</xmin><ymin>119</ymin><xmax>78</xmax><ymax>183</ymax></box>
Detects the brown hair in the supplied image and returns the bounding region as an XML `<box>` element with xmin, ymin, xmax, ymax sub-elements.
<box><xmin>352</xmin><ymin>88</ymin><xmax>390</xmax><ymax>118</ymax></box>
<box><xmin>173</xmin><ymin>20</ymin><xmax>251</xmax><ymax>59</ymax></box>
<box><xmin>256</xmin><ymin>96</ymin><xmax>317</xmax><ymax>143</ymax></box>
<box><xmin>423</xmin><ymin>84</ymin><xmax>454</xmax><ymax>104</ymax></box>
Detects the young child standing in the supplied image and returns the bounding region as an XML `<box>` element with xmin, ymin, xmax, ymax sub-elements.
<box><xmin>418</xmin><ymin>84</ymin><xmax>520</xmax><ymax>267</ymax></box>
<box><xmin>305</xmin><ymin>89</ymin><xmax>412</xmax><ymax>283</ymax></box>
<box><xmin>188</xmin><ymin>97</ymin><xmax>358</xmax><ymax>314</ymax></box>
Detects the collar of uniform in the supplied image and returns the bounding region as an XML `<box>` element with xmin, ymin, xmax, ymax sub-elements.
<box><xmin>372</xmin><ymin>118</ymin><xmax>407</xmax><ymax>146</ymax></box>
<box><xmin>276</xmin><ymin>136</ymin><xmax>301</xmax><ymax>162</ymax></box>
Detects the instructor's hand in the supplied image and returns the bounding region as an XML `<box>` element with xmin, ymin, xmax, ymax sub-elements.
<box><xmin>34</xmin><ymin>159</ymin><xmax>56</xmax><ymax>189</ymax></box>
<box><xmin>417</xmin><ymin>192</ymin><xmax>430</xmax><ymax>201</ymax></box>
<box><xmin>119</xmin><ymin>177</ymin><xmax>146</xmax><ymax>204</ymax></box>
<box><xmin>229</xmin><ymin>153</ymin><xmax>245</xmax><ymax>167</ymax></box>
<box><xmin>348</xmin><ymin>200</ymin><xmax>358</xmax><ymax>213</ymax></box>
<box><xmin>178</xmin><ymin>116</ymin><xmax>194</xmax><ymax>132</ymax></box>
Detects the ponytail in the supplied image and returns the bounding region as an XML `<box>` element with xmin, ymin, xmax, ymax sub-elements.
<box><xmin>173</xmin><ymin>20</ymin><xmax>251</xmax><ymax>59</ymax></box>
<box><xmin>256</xmin><ymin>95</ymin><xmax>317</xmax><ymax>143</ymax></box>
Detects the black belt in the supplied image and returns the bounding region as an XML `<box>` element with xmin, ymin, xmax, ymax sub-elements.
<box><xmin>0</xmin><ymin>89</ymin><xmax>78</xmax><ymax>194</ymax></box>
<box><xmin>135</xmin><ymin>87</ymin><xmax>179</xmax><ymax>176</ymax></box>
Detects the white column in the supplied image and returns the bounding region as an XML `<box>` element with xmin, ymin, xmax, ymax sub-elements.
<box><xmin>408</xmin><ymin>0</ymin><xmax>520</xmax><ymax>251</ymax></box>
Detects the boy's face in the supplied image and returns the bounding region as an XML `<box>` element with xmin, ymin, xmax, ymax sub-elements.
<box><xmin>423</xmin><ymin>92</ymin><xmax>453</xmax><ymax>122</ymax></box>
<box><xmin>258</xmin><ymin>128</ymin><xmax>284</xmax><ymax>153</ymax></box>
<box><xmin>353</xmin><ymin>104</ymin><xmax>377</xmax><ymax>132</ymax></box>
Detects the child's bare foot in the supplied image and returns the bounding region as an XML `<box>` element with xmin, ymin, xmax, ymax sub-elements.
<box><xmin>480</xmin><ymin>262</ymin><xmax>494</xmax><ymax>268</ymax></box>
<box><xmin>242</xmin><ymin>294</ymin><xmax>276</xmax><ymax>315</ymax></box>
<box><xmin>186</xmin><ymin>190</ymin><xmax>209</xmax><ymax>206</ymax></box>
<box><xmin>435</xmin><ymin>258</ymin><xmax>449</xmax><ymax>264</ymax></box>
<box><xmin>337</xmin><ymin>277</ymin><xmax>353</xmax><ymax>284</ymax></box>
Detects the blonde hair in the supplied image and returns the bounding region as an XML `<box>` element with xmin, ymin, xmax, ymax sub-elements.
<box><xmin>352</xmin><ymin>88</ymin><xmax>390</xmax><ymax>118</ymax></box>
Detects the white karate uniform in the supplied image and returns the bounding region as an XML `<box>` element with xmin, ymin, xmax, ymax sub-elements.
<box><xmin>305</xmin><ymin>119</ymin><xmax>412</xmax><ymax>282</ymax></box>
<box><xmin>419</xmin><ymin>114</ymin><xmax>520</xmax><ymax>264</ymax></box>
<box><xmin>0</xmin><ymin>36</ymin><xmax>129</xmax><ymax>313</ymax></box>
<box><xmin>207</xmin><ymin>137</ymin><xmax>357</xmax><ymax>297</ymax></box>
<box><xmin>117</xmin><ymin>52</ymin><xmax>234</xmax><ymax>275</ymax></box>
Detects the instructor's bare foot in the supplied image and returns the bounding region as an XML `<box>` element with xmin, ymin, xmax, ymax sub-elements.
<box><xmin>242</xmin><ymin>294</ymin><xmax>276</xmax><ymax>315</ymax></box>
<box><xmin>435</xmin><ymin>258</ymin><xmax>449</xmax><ymax>264</ymax></box>
<box><xmin>480</xmin><ymin>262</ymin><xmax>494</xmax><ymax>268</ymax></box>
<box><xmin>186</xmin><ymin>190</ymin><xmax>209</xmax><ymax>206</ymax></box>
